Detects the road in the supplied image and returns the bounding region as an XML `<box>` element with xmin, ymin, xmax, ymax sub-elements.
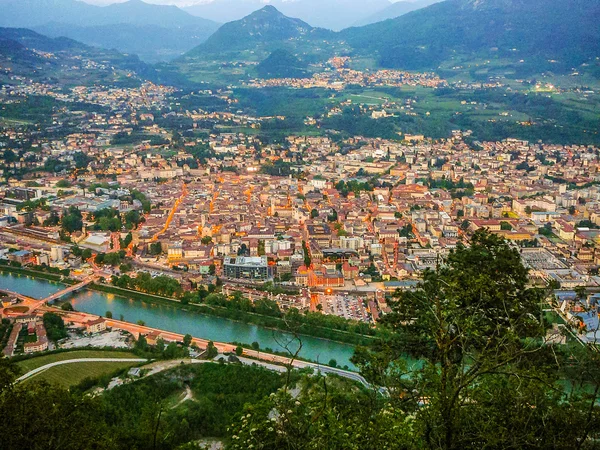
<box><xmin>45</xmin><ymin>308</ymin><xmax>371</xmax><ymax>387</ymax></box>
<box><xmin>16</xmin><ymin>358</ymin><xmax>148</xmax><ymax>383</ymax></box>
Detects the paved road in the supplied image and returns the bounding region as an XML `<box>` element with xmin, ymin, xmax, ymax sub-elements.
<box><xmin>16</xmin><ymin>358</ymin><xmax>148</xmax><ymax>383</ymax></box>
<box><xmin>49</xmin><ymin>309</ymin><xmax>371</xmax><ymax>387</ymax></box>
<box><xmin>232</xmin><ymin>355</ymin><xmax>370</xmax><ymax>387</ymax></box>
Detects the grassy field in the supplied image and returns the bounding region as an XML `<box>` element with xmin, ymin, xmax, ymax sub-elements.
<box><xmin>16</xmin><ymin>350</ymin><xmax>138</xmax><ymax>373</ymax></box>
<box><xmin>24</xmin><ymin>360</ymin><xmax>141</xmax><ymax>388</ymax></box>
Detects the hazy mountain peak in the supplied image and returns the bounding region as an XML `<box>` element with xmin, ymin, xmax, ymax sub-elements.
<box><xmin>185</xmin><ymin>4</ymin><xmax>321</xmax><ymax>57</ymax></box>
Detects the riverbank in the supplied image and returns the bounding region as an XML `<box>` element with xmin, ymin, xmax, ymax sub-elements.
<box><xmin>0</xmin><ymin>264</ymin><xmax>74</xmax><ymax>284</ymax></box>
<box><xmin>88</xmin><ymin>282</ymin><xmax>380</xmax><ymax>347</ymax></box>
<box><xmin>0</xmin><ymin>271</ymin><xmax>359</xmax><ymax>369</ymax></box>
<box><xmin>0</xmin><ymin>265</ymin><xmax>380</xmax><ymax>348</ymax></box>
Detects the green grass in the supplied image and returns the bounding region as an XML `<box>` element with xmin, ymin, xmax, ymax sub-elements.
<box><xmin>16</xmin><ymin>350</ymin><xmax>138</xmax><ymax>373</ymax></box>
<box><xmin>0</xmin><ymin>117</ymin><xmax>33</xmax><ymax>125</ymax></box>
<box><xmin>24</xmin><ymin>360</ymin><xmax>140</xmax><ymax>388</ymax></box>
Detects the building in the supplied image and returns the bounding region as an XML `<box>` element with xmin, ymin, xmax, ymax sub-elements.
<box><xmin>223</xmin><ymin>256</ymin><xmax>273</xmax><ymax>281</ymax></box>
<box><xmin>86</xmin><ymin>318</ymin><xmax>107</xmax><ymax>333</ymax></box>
<box><xmin>24</xmin><ymin>322</ymin><xmax>48</xmax><ymax>354</ymax></box>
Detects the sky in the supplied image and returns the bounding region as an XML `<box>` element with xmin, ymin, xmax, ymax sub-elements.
<box><xmin>81</xmin><ymin>0</ymin><xmax>404</xmax><ymax>6</ymax></box>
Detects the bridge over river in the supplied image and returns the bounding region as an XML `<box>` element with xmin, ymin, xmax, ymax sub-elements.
<box><xmin>1</xmin><ymin>278</ymin><xmax>94</xmax><ymax>314</ymax></box>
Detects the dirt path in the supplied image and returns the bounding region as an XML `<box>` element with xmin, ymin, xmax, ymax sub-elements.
<box><xmin>172</xmin><ymin>385</ymin><xmax>194</xmax><ymax>409</ymax></box>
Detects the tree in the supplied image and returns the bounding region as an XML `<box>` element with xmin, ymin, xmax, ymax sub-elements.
<box><xmin>119</xmin><ymin>233</ymin><xmax>133</xmax><ymax>250</ymax></box>
<box><xmin>235</xmin><ymin>345</ymin><xmax>244</xmax><ymax>356</ymax></box>
<box><xmin>43</xmin><ymin>312</ymin><xmax>68</xmax><ymax>342</ymax></box>
<box><xmin>206</xmin><ymin>341</ymin><xmax>218</xmax><ymax>359</ymax></box>
<box><xmin>134</xmin><ymin>334</ymin><xmax>148</xmax><ymax>352</ymax></box>
<box><xmin>60</xmin><ymin>302</ymin><xmax>74</xmax><ymax>311</ymax></box>
<box><xmin>201</xmin><ymin>236</ymin><xmax>212</xmax><ymax>245</ymax></box>
<box><xmin>257</xmin><ymin>240</ymin><xmax>266</xmax><ymax>256</ymax></box>
<box><xmin>105</xmin><ymin>311</ymin><xmax>113</xmax><ymax>319</ymax></box>
<box><xmin>302</xmin><ymin>240</ymin><xmax>311</xmax><ymax>267</ymax></box>
<box><xmin>310</xmin><ymin>209</ymin><xmax>319</xmax><ymax>219</ymax></box>
<box><xmin>55</xmin><ymin>179</ymin><xmax>71</xmax><ymax>188</ymax></box>
<box><xmin>183</xmin><ymin>334</ymin><xmax>193</xmax><ymax>347</ymax></box>
<box><xmin>251</xmin><ymin>341</ymin><xmax>260</xmax><ymax>351</ymax></box>
<box><xmin>327</xmin><ymin>209</ymin><xmax>338</xmax><ymax>222</ymax></box>
<box><xmin>61</xmin><ymin>207</ymin><xmax>83</xmax><ymax>234</ymax></box>
<box><xmin>352</xmin><ymin>230</ymin><xmax>566</xmax><ymax>449</ymax></box>
<box><xmin>148</xmin><ymin>242</ymin><xmax>162</xmax><ymax>256</ymax></box>
<box><xmin>328</xmin><ymin>359</ymin><xmax>337</xmax><ymax>368</ymax></box>
<box><xmin>399</xmin><ymin>224</ymin><xmax>413</xmax><ymax>238</ymax></box>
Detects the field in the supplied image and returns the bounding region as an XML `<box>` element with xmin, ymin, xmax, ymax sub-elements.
<box><xmin>23</xmin><ymin>360</ymin><xmax>141</xmax><ymax>388</ymax></box>
<box><xmin>16</xmin><ymin>349</ymin><xmax>139</xmax><ymax>373</ymax></box>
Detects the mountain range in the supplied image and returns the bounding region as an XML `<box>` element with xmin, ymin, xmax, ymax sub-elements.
<box><xmin>0</xmin><ymin>27</ymin><xmax>157</xmax><ymax>85</ymax></box>
<box><xmin>0</xmin><ymin>0</ymin><xmax>220</xmax><ymax>62</ymax></box>
<box><xmin>182</xmin><ymin>0</ymin><xmax>600</xmax><ymax>78</ymax></box>
<box><xmin>342</xmin><ymin>0</ymin><xmax>600</xmax><ymax>72</ymax></box>
<box><xmin>1</xmin><ymin>0</ymin><xmax>598</xmax><ymax>84</ymax></box>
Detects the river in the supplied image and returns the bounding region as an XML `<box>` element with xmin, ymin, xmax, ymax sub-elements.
<box><xmin>0</xmin><ymin>272</ymin><xmax>357</xmax><ymax>369</ymax></box>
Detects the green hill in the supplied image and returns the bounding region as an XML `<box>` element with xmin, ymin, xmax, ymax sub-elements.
<box><xmin>184</xmin><ymin>5</ymin><xmax>334</xmax><ymax>59</ymax></box>
<box><xmin>256</xmin><ymin>49</ymin><xmax>309</xmax><ymax>79</ymax></box>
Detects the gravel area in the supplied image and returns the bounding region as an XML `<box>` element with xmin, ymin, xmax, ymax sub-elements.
<box><xmin>61</xmin><ymin>330</ymin><xmax>133</xmax><ymax>349</ymax></box>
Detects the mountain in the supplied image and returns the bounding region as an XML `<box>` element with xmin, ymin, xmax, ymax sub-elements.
<box><xmin>354</xmin><ymin>0</ymin><xmax>444</xmax><ymax>26</ymax></box>
<box><xmin>184</xmin><ymin>0</ymin><xmax>391</xmax><ymax>31</ymax></box>
<box><xmin>343</xmin><ymin>0</ymin><xmax>600</xmax><ymax>72</ymax></box>
<box><xmin>0</xmin><ymin>27</ymin><xmax>85</xmax><ymax>53</ymax></box>
<box><xmin>185</xmin><ymin>6</ymin><xmax>332</xmax><ymax>57</ymax></box>
<box><xmin>34</xmin><ymin>22</ymin><xmax>219</xmax><ymax>63</ymax></box>
<box><xmin>0</xmin><ymin>0</ymin><xmax>220</xmax><ymax>62</ymax></box>
<box><xmin>256</xmin><ymin>49</ymin><xmax>309</xmax><ymax>79</ymax></box>
<box><xmin>0</xmin><ymin>27</ymin><xmax>156</xmax><ymax>85</ymax></box>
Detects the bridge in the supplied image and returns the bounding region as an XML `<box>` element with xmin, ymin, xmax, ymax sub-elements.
<box><xmin>29</xmin><ymin>278</ymin><xmax>95</xmax><ymax>312</ymax></box>
<box><xmin>1</xmin><ymin>278</ymin><xmax>95</xmax><ymax>315</ymax></box>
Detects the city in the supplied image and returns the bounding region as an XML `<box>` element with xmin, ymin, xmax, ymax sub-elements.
<box><xmin>0</xmin><ymin>0</ymin><xmax>600</xmax><ymax>448</ymax></box>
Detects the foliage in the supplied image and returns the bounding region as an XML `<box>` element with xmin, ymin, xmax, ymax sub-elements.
<box><xmin>61</xmin><ymin>206</ymin><xmax>83</xmax><ymax>234</ymax></box>
<box><xmin>228</xmin><ymin>375</ymin><xmax>414</xmax><ymax>450</ymax></box>
<box><xmin>256</xmin><ymin>49</ymin><xmax>308</xmax><ymax>79</ymax></box>
<box><xmin>131</xmin><ymin>190</ymin><xmax>152</xmax><ymax>214</ymax></box>
<box><xmin>112</xmin><ymin>272</ymin><xmax>182</xmax><ymax>297</ymax></box>
<box><xmin>43</xmin><ymin>312</ymin><xmax>68</xmax><ymax>342</ymax></box>
<box><xmin>350</xmin><ymin>230</ymin><xmax>600</xmax><ymax>449</ymax></box>
<box><xmin>0</xmin><ymin>358</ymin><xmax>286</xmax><ymax>450</ymax></box>
<box><xmin>261</xmin><ymin>160</ymin><xmax>295</xmax><ymax>177</ymax></box>
<box><xmin>206</xmin><ymin>341</ymin><xmax>218</xmax><ymax>359</ymax></box>
<box><xmin>148</xmin><ymin>242</ymin><xmax>163</xmax><ymax>255</ymax></box>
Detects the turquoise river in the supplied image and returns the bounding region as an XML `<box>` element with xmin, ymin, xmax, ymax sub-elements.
<box><xmin>0</xmin><ymin>271</ymin><xmax>357</xmax><ymax>369</ymax></box>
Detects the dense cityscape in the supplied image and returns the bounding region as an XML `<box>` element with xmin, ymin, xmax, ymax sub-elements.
<box><xmin>0</xmin><ymin>0</ymin><xmax>600</xmax><ymax>448</ymax></box>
